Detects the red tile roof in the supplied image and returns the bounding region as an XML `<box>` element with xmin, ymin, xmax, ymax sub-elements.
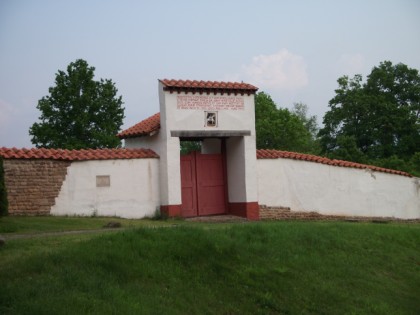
<box><xmin>0</xmin><ymin>147</ymin><xmax>158</xmax><ymax>161</ymax></box>
<box><xmin>159</xmin><ymin>79</ymin><xmax>258</xmax><ymax>95</ymax></box>
<box><xmin>257</xmin><ymin>149</ymin><xmax>412</xmax><ymax>177</ymax></box>
<box><xmin>117</xmin><ymin>113</ymin><xmax>160</xmax><ymax>139</ymax></box>
<box><xmin>0</xmin><ymin>147</ymin><xmax>410</xmax><ymax>176</ymax></box>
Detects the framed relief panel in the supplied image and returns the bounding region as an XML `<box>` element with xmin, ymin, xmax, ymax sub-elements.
<box><xmin>205</xmin><ymin>111</ymin><xmax>217</xmax><ymax>127</ymax></box>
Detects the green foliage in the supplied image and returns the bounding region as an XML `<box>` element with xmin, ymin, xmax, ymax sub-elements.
<box><xmin>408</xmin><ymin>152</ymin><xmax>420</xmax><ymax>177</ymax></box>
<box><xmin>319</xmin><ymin>61</ymin><xmax>420</xmax><ymax>173</ymax></box>
<box><xmin>0</xmin><ymin>158</ymin><xmax>8</xmax><ymax>216</ymax></box>
<box><xmin>149</xmin><ymin>207</ymin><xmax>168</xmax><ymax>221</ymax></box>
<box><xmin>1</xmin><ymin>222</ymin><xmax>419</xmax><ymax>314</ymax></box>
<box><xmin>371</xmin><ymin>153</ymin><xmax>420</xmax><ymax>177</ymax></box>
<box><xmin>292</xmin><ymin>102</ymin><xmax>319</xmax><ymax>138</ymax></box>
<box><xmin>180</xmin><ymin>141</ymin><xmax>202</xmax><ymax>155</ymax></box>
<box><xmin>326</xmin><ymin>135</ymin><xmax>367</xmax><ymax>163</ymax></box>
<box><xmin>29</xmin><ymin>59</ymin><xmax>125</xmax><ymax>149</ymax></box>
<box><xmin>255</xmin><ymin>92</ymin><xmax>318</xmax><ymax>153</ymax></box>
<box><xmin>291</xmin><ymin>102</ymin><xmax>321</xmax><ymax>153</ymax></box>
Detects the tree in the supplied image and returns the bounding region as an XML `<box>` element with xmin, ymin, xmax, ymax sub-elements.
<box><xmin>180</xmin><ymin>141</ymin><xmax>201</xmax><ymax>155</ymax></box>
<box><xmin>327</xmin><ymin>135</ymin><xmax>367</xmax><ymax>163</ymax></box>
<box><xmin>29</xmin><ymin>59</ymin><xmax>125</xmax><ymax>149</ymax></box>
<box><xmin>255</xmin><ymin>92</ymin><xmax>315</xmax><ymax>153</ymax></box>
<box><xmin>319</xmin><ymin>61</ymin><xmax>420</xmax><ymax>163</ymax></box>
<box><xmin>364</xmin><ymin>61</ymin><xmax>420</xmax><ymax>159</ymax></box>
<box><xmin>292</xmin><ymin>102</ymin><xmax>319</xmax><ymax>138</ymax></box>
<box><xmin>291</xmin><ymin>102</ymin><xmax>320</xmax><ymax>153</ymax></box>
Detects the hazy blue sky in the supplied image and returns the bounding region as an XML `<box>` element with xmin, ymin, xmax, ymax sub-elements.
<box><xmin>1</xmin><ymin>0</ymin><xmax>419</xmax><ymax>148</ymax></box>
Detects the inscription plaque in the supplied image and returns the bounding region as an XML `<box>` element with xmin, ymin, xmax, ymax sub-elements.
<box><xmin>177</xmin><ymin>95</ymin><xmax>244</xmax><ymax>110</ymax></box>
<box><xmin>96</xmin><ymin>175</ymin><xmax>110</xmax><ymax>187</ymax></box>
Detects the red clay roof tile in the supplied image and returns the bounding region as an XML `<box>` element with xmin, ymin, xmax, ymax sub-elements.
<box><xmin>0</xmin><ymin>147</ymin><xmax>158</xmax><ymax>161</ymax></box>
<box><xmin>159</xmin><ymin>79</ymin><xmax>258</xmax><ymax>95</ymax></box>
<box><xmin>0</xmin><ymin>147</ymin><xmax>410</xmax><ymax>177</ymax></box>
<box><xmin>117</xmin><ymin>113</ymin><xmax>160</xmax><ymax>139</ymax></box>
<box><xmin>256</xmin><ymin>149</ymin><xmax>412</xmax><ymax>177</ymax></box>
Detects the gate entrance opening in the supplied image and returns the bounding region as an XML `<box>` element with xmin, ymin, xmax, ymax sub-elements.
<box><xmin>120</xmin><ymin>79</ymin><xmax>260</xmax><ymax>220</ymax></box>
<box><xmin>180</xmin><ymin>150</ymin><xmax>227</xmax><ymax>217</ymax></box>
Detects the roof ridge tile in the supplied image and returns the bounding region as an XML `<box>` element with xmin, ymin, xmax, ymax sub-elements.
<box><xmin>159</xmin><ymin>79</ymin><xmax>258</xmax><ymax>93</ymax></box>
<box><xmin>0</xmin><ymin>147</ymin><xmax>159</xmax><ymax>161</ymax></box>
<box><xmin>256</xmin><ymin>149</ymin><xmax>412</xmax><ymax>177</ymax></box>
<box><xmin>118</xmin><ymin>112</ymin><xmax>161</xmax><ymax>139</ymax></box>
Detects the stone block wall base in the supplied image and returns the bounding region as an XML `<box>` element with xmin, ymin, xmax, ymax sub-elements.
<box><xmin>4</xmin><ymin>159</ymin><xmax>70</xmax><ymax>215</ymax></box>
<box><xmin>259</xmin><ymin>205</ymin><xmax>420</xmax><ymax>222</ymax></box>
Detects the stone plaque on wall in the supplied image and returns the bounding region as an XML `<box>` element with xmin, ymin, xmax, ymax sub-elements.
<box><xmin>96</xmin><ymin>175</ymin><xmax>110</xmax><ymax>187</ymax></box>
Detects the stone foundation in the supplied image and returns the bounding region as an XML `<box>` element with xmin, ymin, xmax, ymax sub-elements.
<box><xmin>3</xmin><ymin>159</ymin><xmax>70</xmax><ymax>215</ymax></box>
<box><xmin>259</xmin><ymin>205</ymin><xmax>420</xmax><ymax>223</ymax></box>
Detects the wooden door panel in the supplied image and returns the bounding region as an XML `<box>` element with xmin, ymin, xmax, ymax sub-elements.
<box><xmin>198</xmin><ymin>186</ymin><xmax>226</xmax><ymax>214</ymax></box>
<box><xmin>180</xmin><ymin>154</ymin><xmax>197</xmax><ymax>217</ymax></box>
<box><xmin>181</xmin><ymin>151</ymin><xmax>227</xmax><ymax>217</ymax></box>
<box><xmin>196</xmin><ymin>153</ymin><xmax>227</xmax><ymax>216</ymax></box>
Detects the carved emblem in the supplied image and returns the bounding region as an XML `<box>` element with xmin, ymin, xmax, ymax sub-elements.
<box><xmin>205</xmin><ymin>111</ymin><xmax>217</xmax><ymax>127</ymax></box>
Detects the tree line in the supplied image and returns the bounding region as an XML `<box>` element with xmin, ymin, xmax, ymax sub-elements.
<box><xmin>29</xmin><ymin>60</ymin><xmax>420</xmax><ymax>176</ymax></box>
<box><xmin>255</xmin><ymin>61</ymin><xmax>419</xmax><ymax>176</ymax></box>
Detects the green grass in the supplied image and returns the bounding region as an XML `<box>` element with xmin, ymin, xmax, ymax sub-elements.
<box><xmin>1</xmin><ymin>221</ymin><xmax>419</xmax><ymax>314</ymax></box>
<box><xmin>0</xmin><ymin>216</ymin><xmax>176</xmax><ymax>234</ymax></box>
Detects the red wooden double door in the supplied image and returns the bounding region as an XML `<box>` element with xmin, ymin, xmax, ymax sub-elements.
<box><xmin>180</xmin><ymin>152</ymin><xmax>227</xmax><ymax>217</ymax></box>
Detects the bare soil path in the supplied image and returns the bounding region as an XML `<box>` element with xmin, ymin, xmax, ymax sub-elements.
<box><xmin>2</xmin><ymin>227</ymin><xmax>126</xmax><ymax>241</ymax></box>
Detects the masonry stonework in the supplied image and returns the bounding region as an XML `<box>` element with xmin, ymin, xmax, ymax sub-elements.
<box><xmin>3</xmin><ymin>159</ymin><xmax>70</xmax><ymax>215</ymax></box>
<box><xmin>259</xmin><ymin>205</ymin><xmax>420</xmax><ymax>223</ymax></box>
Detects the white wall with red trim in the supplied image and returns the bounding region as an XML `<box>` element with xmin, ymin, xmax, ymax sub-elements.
<box><xmin>257</xmin><ymin>158</ymin><xmax>420</xmax><ymax>219</ymax></box>
<box><xmin>2</xmin><ymin>151</ymin><xmax>419</xmax><ymax>219</ymax></box>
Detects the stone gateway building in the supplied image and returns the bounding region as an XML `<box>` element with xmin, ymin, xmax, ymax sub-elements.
<box><xmin>1</xmin><ymin>80</ymin><xmax>419</xmax><ymax>220</ymax></box>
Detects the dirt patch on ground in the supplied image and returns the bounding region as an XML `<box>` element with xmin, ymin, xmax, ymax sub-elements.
<box><xmin>2</xmin><ymin>228</ymin><xmax>125</xmax><ymax>241</ymax></box>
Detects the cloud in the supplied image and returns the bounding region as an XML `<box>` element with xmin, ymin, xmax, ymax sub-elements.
<box><xmin>239</xmin><ymin>49</ymin><xmax>308</xmax><ymax>91</ymax></box>
<box><xmin>336</xmin><ymin>53</ymin><xmax>365</xmax><ymax>75</ymax></box>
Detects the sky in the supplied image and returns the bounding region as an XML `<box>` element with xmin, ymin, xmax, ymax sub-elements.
<box><xmin>1</xmin><ymin>0</ymin><xmax>419</xmax><ymax>148</ymax></box>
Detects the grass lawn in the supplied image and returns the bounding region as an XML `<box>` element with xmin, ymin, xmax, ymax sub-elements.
<box><xmin>0</xmin><ymin>216</ymin><xmax>177</xmax><ymax>234</ymax></box>
<box><xmin>0</xmin><ymin>220</ymin><xmax>419</xmax><ymax>314</ymax></box>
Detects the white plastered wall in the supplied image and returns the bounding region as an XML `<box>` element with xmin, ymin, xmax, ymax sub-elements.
<box><xmin>51</xmin><ymin>159</ymin><xmax>160</xmax><ymax>218</ymax></box>
<box><xmin>125</xmin><ymin>133</ymin><xmax>162</xmax><ymax>155</ymax></box>
<box><xmin>124</xmin><ymin>132</ymin><xmax>177</xmax><ymax>206</ymax></box>
<box><xmin>164</xmin><ymin>90</ymin><xmax>256</xmax><ymax>132</ymax></box>
<box><xmin>226</xmin><ymin>136</ymin><xmax>258</xmax><ymax>203</ymax></box>
<box><xmin>159</xmin><ymin>84</ymin><xmax>182</xmax><ymax>206</ymax></box>
<box><xmin>257</xmin><ymin>158</ymin><xmax>420</xmax><ymax>219</ymax></box>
